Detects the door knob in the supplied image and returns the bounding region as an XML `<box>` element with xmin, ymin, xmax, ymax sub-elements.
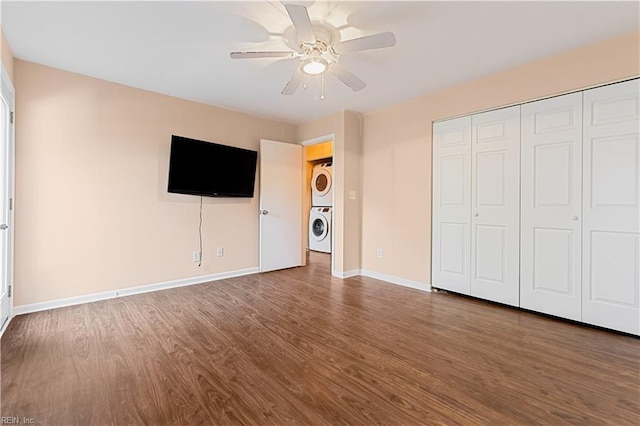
<box><xmin>0</xmin><ymin>224</ymin><xmax>7</xmax><ymax>230</ymax></box>
<box><xmin>260</xmin><ymin>210</ymin><xmax>269</xmax><ymax>215</ymax></box>
<box><xmin>571</xmin><ymin>216</ymin><xmax>579</xmax><ymax>221</ymax></box>
<box><xmin>473</xmin><ymin>212</ymin><xmax>479</xmax><ymax>217</ymax></box>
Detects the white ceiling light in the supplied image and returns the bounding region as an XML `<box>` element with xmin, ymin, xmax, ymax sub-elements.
<box><xmin>302</xmin><ymin>59</ymin><xmax>327</xmax><ymax>75</ymax></box>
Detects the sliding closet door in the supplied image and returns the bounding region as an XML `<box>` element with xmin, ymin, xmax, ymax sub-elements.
<box><xmin>432</xmin><ymin>116</ymin><xmax>471</xmax><ymax>294</ymax></box>
<box><xmin>470</xmin><ymin>106</ymin><xmax>520</xmax><ymax>306</ymax></box>
<box><xmin>520</xmin><ymin>93</ymin><xmax>583</xmax><ymax>320</ymax></box>
<box><xmin>582</xmin><ymin>80</ymin><xmax>640</xmax><ymax>335</ymax></box>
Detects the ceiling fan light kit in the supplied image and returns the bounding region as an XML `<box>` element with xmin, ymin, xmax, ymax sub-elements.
<box><xmin>229</xmin><ymin>3</ymin><xmax>396</xmax><ymax>98</ymax></box>
<box><xmin>302</xmin><ymin>58</ymin><xmax>327</xmax><ymax>75</ymax></box>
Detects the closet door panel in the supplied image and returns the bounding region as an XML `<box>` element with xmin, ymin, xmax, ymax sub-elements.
<box><xmin>471</xmin><ymin>106</ymin><xmax>520</xmax><ymax>306</ymax></box>
<box><xmin>432</xmin><ymin>116</ymin><xmax>472</xmax><ymax>294</ymax></box>
<box><xmin>521</xmin><ymin>93</ymin><xmax>582</xmax><ymax>320</ymax></box>
<box><xmin>583</xmin><ymin>79</ymin><xmax>640</xmax><ymax>335</ymax></box>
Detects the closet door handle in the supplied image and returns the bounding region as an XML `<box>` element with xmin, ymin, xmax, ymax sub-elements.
<box><xmin>473</xmin><ymin>212</ymin><xmax>479</xmax><ymax>217</ymax></box>
<box><xmin>571</xmin><ymin>216</ymin><xmax>579</xmax><ymax>221</ymax></box>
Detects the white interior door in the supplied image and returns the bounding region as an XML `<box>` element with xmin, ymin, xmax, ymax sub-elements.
<box><xmin>520</xmin><ymin>93</ymin><xmax>583</xmax><ymax>320</ymax></box>
<box><xmin>432</xmin><ymin>116</ymin><xmax>472</xmax><ymax>294</ymax></box>
<box><xmin>0</xmin><ymin>67</ymin><xmax>14</xmax><ymax>331</ymax></box>
<box><xmin>471</xmin><ymin>106</ymin><xmax>521</xmax><ymax>306</ymax></box>
<box><xmin>259</xmin><ymin>139</ymin><xmax>303</xmax><ymax>273</ymax></box>
<box><xmin>582</xmin><ymin>79</ymin><xmax>640</xmax><ymax>335</ymax></box>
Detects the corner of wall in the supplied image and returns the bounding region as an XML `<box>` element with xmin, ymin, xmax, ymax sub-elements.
<box><xmin>1</xmin><ymin>26</ymin><xmax>15</xmax><ymax>83</ymax></box>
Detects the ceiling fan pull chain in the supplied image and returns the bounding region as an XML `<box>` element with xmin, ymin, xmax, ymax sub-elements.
<box><xmin>320</xmin><ymin>74</ymin><xmax>325</xmax><ymax>100</ymax></box>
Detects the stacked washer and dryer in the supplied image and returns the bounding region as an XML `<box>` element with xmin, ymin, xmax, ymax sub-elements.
<box><xmin>309</xmin><ymin>162</ymin><xmax>332</xmax><ymax>253</ymax></box>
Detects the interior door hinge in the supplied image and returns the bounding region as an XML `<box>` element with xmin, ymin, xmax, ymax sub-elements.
<box><xmin>10</xmin><ymin>111</ymin><xmax>14</xmax><ymax>124</ymax></box>
<box><xmin>8</xmin><ymin>285</ymin><xmax>11</xmax><ymax>298</ymax></box>
<box><xmin>9</xmin><ymin>198</ymin><xmax>12</xmax><ymax>211</ymax></box>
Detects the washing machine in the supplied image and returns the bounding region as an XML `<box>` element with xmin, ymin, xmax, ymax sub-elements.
<box><xmin>309</xmin><ymin>207</ymin><xmax>331</xmax><ymax>253</ymax></box>
<box><xmin>311</xmin><ymin>162</ymin><xmax>333</xmax><ymax>207</ymax></box>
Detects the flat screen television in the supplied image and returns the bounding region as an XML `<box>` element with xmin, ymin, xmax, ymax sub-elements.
<box><xmin>167</xmin><ymin>135</ymin><xmax>258</xmax><ymax>198</ymax></box>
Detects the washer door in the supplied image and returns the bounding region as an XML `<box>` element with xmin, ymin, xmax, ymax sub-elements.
<box><xmin>311</xmin><ymin>215</ymin><xmax>328</xmax><ymax>241</ymax></box>
<box><xmin>312</xmin><ymin>168</ymin><xmax>332</xmax><ymax>196</ymax></box>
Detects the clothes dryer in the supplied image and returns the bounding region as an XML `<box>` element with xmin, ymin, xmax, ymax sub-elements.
<box><xmin>311</xmin><ymin>162</ymin><xmax>332</xmax><ymax>206</ymax></box>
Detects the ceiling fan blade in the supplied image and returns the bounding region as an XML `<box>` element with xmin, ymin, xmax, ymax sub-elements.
<box><xmin>330</xmin><ymin>63</ymin><xmax>366</xmax><ymax>92</ymax></box>
<box><xmin>284</xmin><ymin>4</ymin><xmax>316</xmax><ymax>45</ymax></box>
<box><xmin>333</xmin><ymin>32</ymin><xmax>396</xmax><ymax>54</ymax></box>
<box><xmin>282</xmin><ymin>68</ymin><xmax>305</xmax><ymax>95</ymax></box>
<box><xmin>230</xmin><ymin>51</ymin><xmax>294</xmax><ymax>59</ymax></box>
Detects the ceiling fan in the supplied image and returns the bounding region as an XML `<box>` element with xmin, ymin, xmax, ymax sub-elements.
<box><xmin>230</xmin><ymin>3</ymin><xmax>396</xmax><ymax>97</ymax></box>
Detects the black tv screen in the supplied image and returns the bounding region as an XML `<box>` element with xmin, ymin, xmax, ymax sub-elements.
<box><xmin>168</xmin><ymin>135</ymin><xmax>258</xmax><ymax>198</ymax></box>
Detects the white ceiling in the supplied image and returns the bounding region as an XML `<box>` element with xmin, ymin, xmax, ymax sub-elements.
<box><xmin>2</xmin><ymin>1</ymin><xmax>639</xmax><ymax>124</ymax></box>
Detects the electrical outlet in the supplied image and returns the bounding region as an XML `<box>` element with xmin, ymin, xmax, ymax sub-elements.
<box><xmin>376</xmin><ymin>249</ymin><xmax>383</xmax><ymax>258</ymax></box>
<box><xmin>216</xmin><ymin>247</ymin><xmax>224</xmax><ymax>257</ymax></box>
<box><xmin>193</xmin><ymin>251</ymin><xmax>201</xmax><ymax>262</ymax></box>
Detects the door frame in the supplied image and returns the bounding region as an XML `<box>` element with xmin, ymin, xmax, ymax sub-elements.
<box><xmin>0</xmin><ymin>63</ymin><xmax>15</xmax><ymax>337</ymax></box>
<box><xmin>300</xmin><ymin>133</ymin><xmax>336</xmax><ymax>276</ymax></box>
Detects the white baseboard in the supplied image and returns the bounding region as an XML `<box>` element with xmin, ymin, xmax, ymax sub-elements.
<box><xmin>360</xmin><ymin>269</ymin><xmax>431</xmax><ymax>293</ymax></box>
<box><xmin>12</xmin><ymin>266</ymin><xmax>430</xmax><ymax>316</ymax></box>
<box><xmin>333</xmin><ymin>269</ymin><xmax>361</xmax><ymax>279</ymax></box>
<box><xmin>13</xmin><ymin>267</ymin><xmax>260</xmax><ymax>316</ymax></box>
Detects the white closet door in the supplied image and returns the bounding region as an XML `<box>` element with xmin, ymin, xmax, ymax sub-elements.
<box><xmin>432</xmin><ymin>116</ymin><xmax>471</xmax><ymax>294</ymax></box>
<box><xmin>583</xmin><ymin>80</ymin><xmax>640</xmax><ymax>335</ymax></box>
<box><xmin>471</xmin><ymin>106</ymin><xmax>521</xmax><ymax>306</ymax></box>
<box><xmin>520</xmin><ymin>93</ymin><xmax>583</xmax><ymax>320</ymax></box>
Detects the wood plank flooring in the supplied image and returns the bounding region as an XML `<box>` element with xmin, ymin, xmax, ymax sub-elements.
<box><xmin>1</xmin><ymin>252</ymin><xmax>639</xmax><ymax>425</ymax></box>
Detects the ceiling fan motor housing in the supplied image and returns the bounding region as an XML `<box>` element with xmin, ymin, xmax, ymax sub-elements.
<box><xmin>284</xmin><ymin>22</ymin><xmax>341</xmax><ymax>51</ymax></box>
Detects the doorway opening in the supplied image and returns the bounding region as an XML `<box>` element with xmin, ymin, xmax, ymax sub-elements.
<box><xmin>302</xmin><ymin>136</ymin><xmax>334</xmax><ymax>272</ymax></box>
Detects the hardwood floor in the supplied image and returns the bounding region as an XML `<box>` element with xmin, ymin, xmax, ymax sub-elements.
<box><xmin>2</xmin><ymin>252</ymin><xmax>638</xmax><ymax>425</ymax></box>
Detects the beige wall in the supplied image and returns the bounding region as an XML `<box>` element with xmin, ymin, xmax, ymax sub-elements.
<box><xmin>14</xmin><ymin>60</ymin><xmax>296</xmax><ymax>306</ymax></box>
<box><xmin>361</xmin><ymin>30</ymin><xmax>640</xmax><ymax>285</ymax></box>
<box><xmin>342</xmin><ymin>111</ymin><xmax>362</xmax><ymax>274</ymax></box>
<box><xmin>1</xmin><ymin>26</ymin><xmax>14</xmax><ymax>82</ymax></box>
